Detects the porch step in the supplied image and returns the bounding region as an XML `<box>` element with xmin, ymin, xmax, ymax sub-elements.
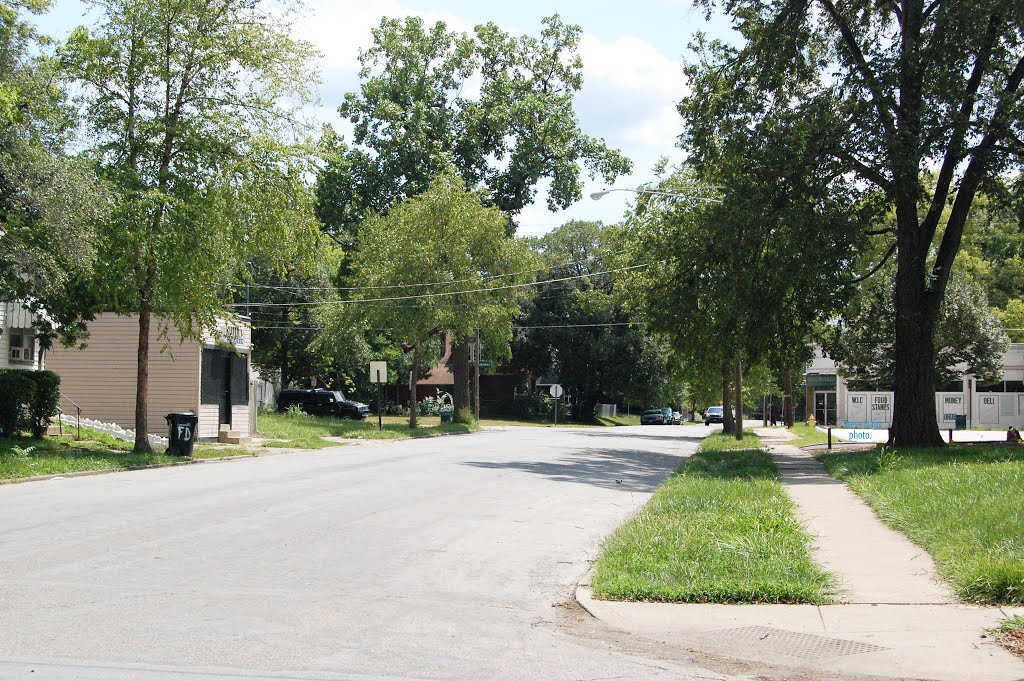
<box><xmin>218</xmin><ymin>428</ymin><xmax>251</xmax><ymax>445</ymax></box>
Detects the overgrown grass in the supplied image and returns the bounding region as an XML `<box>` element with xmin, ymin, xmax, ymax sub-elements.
<box><xmin>991</xmin><ymin>615</ymin><xmax>1024</xmax><ymax>660</ymax></box>
<box><xmin>819</xmin><ymin>446</ymin><xmax>1024</xmax><ymax>604</ymax></box>
<box><xmin>591</xmin><ymin>433</ymin><xmax>834</xmax><ymax>603</ymax></box>
<box><xmin>0</xmin><ymin>434</ymin><xmax>178</xmax><ymax>479</ymax></box>
<box><xmin>259</xmin><ymin>410</ymin><xmax>475</xmax><ymax>442</ymax></box>
<box><xmin>786</xmin><ymin>422</ymin><xmax>829</xmax><ymax>447</ymax></box>
<box><xmin>191</xmin><ymin>445</ymin><xmax>257</xmax><ymax>459</ymax></box>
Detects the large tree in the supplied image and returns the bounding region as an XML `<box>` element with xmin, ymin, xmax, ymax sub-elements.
<box><xmin>511</xmin><ymin>220</ymin><xmax>681</xmax><ymax>419</ymax></box>
<box><xmin>823</xmin><ymin>268</ymin><xmax>1008</xmax><ymax>389</ymax></box>
<box><xmin>341</xmin><ymin>168</ymin><xmax>533</xmax><ymax>427</ymax></box>
<box><xmin>65</xmin><ymin>0</ymin><xmax>321</xmax><ymax>452</ymax></box>
<box><xmin>687</xmin><ymin>0</ymin><xmax>1024</xmax><ymax>446</ymax></box>
<box><xmin>317</xmin><ymin>14</ymin><xmax>631</xmax><ymax>418</ymax></box>
<box><xmin>0</xmin><ymin>0</ymin><xmax>104</xmax><ymax>345</ymax></box>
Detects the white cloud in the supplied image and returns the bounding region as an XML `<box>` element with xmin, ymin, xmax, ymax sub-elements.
<box><xmin>621</xmin><ymin>104</ymin><xmax>682</xmax><ymax>148</ymax></box>
<box><xmin>578</xmin><ymin>34</ymin><xmax>687</xmax><ymax>98</ymax></box>
<box><xmin>295</xmin><ymin>1</ymin><xmax>472</xmax><ymax>77</ymax></box>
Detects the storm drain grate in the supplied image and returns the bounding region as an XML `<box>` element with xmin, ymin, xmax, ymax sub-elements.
<box><xmin>703</xmin><ymin>626</ymin><xmax>889</xmax><ymax>658</ymax></box>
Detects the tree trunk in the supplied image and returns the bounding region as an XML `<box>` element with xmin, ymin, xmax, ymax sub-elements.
<box><xmin>134</xmin><ymin>302</ymin><xmax>154</xmax><ymax>454</ymax></box>
<box><xmin>409</xmin><ymin>344</ymin><xmax>419</xmax><ymax>429</ymax></box>
<box><xmin>721</xmin><ymin>361</ymin><xmax>734</xmax><ymax>434</ymax></box>
<box><xmin>734</xmin><ymin>357</ymin><xmax>744</xmax><ymax>440</ymax></box>
<box><xmin>891</xmin><ymin>202</ymin><xmax>946</xmax><ymax>447</ymax></box>
<box><xmin>449</xmin><ymin>337</ymin><xmax>471</xmax><ymax>417</ymax></box>
<box><xmin>783</xmin><ymin>369</ymin><xmax>794</xmax><ymax>427</ymax></box>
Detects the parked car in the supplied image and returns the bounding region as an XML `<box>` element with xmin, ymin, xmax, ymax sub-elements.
<box><xmin>661</xmin><ymin>407</ymin><xmax>674</xmax><ymax>424</ymax></box>
<box><xmin>640</xmin><ymin>408</ymin><xmax>667</xmax><ymax>425</ymax></box>
<box><xmin>671</xmin><ymin>411</ymin><xmax>683</xmax><ymax>425</ymax></box>
<box><xmin>278</xmin><ymin>389</ymin><xmax>370</xmax><ymax>420</ymax></box>
<box><xmin>704</xmin><ymin>406</ymin><xmax>725</xmax><ymax>425</ymax></box>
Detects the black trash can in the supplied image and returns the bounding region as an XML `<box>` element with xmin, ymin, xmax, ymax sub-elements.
<box><xmin>166</xmin><ymin>412</ymin><xmax>199</xmax><ymax>456</ymax></box>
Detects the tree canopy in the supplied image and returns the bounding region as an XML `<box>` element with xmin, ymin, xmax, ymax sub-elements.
<box><xmin>316</xmin><ymin>14</ymin><xmax>632</xmax><ymax>242</ymax></box>
<box><xmin>337</xmin><ymin>168</ymin><xmax>534</xmax><ymax>426</ymax></box>
<box><xmin>0</xmin><ymin>0</ymin><xmax>105</xmax><ymax>345</ymax></box>
<box><xmin>65</xmin><ymin>0</ymin><xmax>322</xmax><ymax>451</ymax></box>
<box><xmin>685</xmin><ymin>0</ymin><xmax>1024</xmax><ymax>446</ymax></box>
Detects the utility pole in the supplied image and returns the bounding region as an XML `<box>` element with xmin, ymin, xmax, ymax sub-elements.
<box><xmin>474</xmin><ymin>328</ymin><xmax>481</xmax><ymax>420</ymax></box>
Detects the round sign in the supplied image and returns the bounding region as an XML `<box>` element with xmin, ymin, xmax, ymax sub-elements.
<box><xmin>549</xmin><ymin>384</ymin><xmax>564</xmax><ymax>398</ymax></box>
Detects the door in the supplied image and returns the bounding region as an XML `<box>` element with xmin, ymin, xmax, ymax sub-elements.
<box><xmin>814</xmin><ymin>391</ymin><xmax>837</xmax><ymax>426</ymax></box>
<box><xmin>219</xmin><ymin>352</ymin><xmax>232</xmax><ymax>427</ymax></box>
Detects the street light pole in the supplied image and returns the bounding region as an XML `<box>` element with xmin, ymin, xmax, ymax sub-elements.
<box><xmin>590</xmin><ymin>186</ymin><xmax>723</xmax><ymax>203</ymax></box>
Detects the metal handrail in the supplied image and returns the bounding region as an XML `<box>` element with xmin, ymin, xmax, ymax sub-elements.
<box><xmin>58</xmin><ymin>392</ymin><xmax>82</xmax><ymax>440</ymax></box>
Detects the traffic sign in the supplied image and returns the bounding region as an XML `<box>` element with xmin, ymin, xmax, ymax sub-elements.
<box><xmin>369</xmin><ymin>361</ymin><xmax>387</xmax><ymax>383</ymax></box>
<box><xmin>549</xmin><ymin>384</ymin><xmax>564</xmax><ymax>398</ymax></box>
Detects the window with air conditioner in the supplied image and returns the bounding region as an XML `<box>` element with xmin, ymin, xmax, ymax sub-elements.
<box><xmin>8</xmin><ymin>329</ymin><xmax>35</xmax><ymax>364</ymax></box>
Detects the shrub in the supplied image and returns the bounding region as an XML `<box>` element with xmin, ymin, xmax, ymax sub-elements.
<box><xmin>511</xmin><ymin>391</ymin><xmax>553</xmax><ymax>419</ymax></box>
<box><xmin>0</xmin><ymin>369</ymin><xmax>60</xmax><ymax>438</ymax></box>
<box><xmin>28</xmin><ymin>370</ymin><xmax>61</xmax><ymax>438</ymax></box>
<box><xmin>455</xmin><ymin>406</ymin><xmax>476</xmax><ymax>426</ymax></box>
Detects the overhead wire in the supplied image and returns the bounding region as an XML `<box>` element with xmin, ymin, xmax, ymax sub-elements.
<box><xmin>229</xmin><ymin>258</ymin><xmax>600</xmax><ymax>293</ymax></box>
<box><xmin>227</xmin><ymin>263</ymin><xmax>652</xmax><ymax>309</ymax></box>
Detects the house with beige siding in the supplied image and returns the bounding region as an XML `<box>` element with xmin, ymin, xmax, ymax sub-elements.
<box><xmin>46</xmin><ymin>313</ymin><xmax>256</xmax><ymax>441</ymax></box>
<box><xmin>0</xmin><ymin>301</ymin><xmax>44</xmax><ymax>370</ymax></box>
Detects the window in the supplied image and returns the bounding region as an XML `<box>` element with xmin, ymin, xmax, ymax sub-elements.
<box><xmin>8</xmin><ymin>328</ymin><xmax>35</xmax><ymax>364</ymax></box>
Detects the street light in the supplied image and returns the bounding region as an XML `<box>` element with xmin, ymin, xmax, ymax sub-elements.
<box><xmin>590</xmin><ymin>186</ymin><xmax>723</xmax><ymax>203</ymax></box>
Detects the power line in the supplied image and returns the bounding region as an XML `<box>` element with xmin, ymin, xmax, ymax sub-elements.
<box><xmin>249</xmin><ymin>321</ymin><xmax>642</xmax><ymax>332</ymax></box>
<box><xmin>231</xmin><ymin>258</ymin><xmax>600</xmax><ymax>293</ymax></box>
<box><xmin>228</xmin><ymin>263</ymin><xmax>652</xmax><ymax>308</ymax></box>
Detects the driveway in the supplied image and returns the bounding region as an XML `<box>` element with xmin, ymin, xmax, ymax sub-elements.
<box><xmin>0</xmin><ymin>425</ymin><xmax>732</xmax><ymax>680</ymax></box>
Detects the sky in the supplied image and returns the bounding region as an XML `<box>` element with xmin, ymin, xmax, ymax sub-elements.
<box><xmin>33</xmin><ymin>0</ymin><xmax>737</xmax><ymax>237</ymax></box>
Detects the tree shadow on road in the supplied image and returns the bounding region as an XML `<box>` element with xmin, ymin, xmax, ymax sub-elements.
<box><xmin>569</xmin><ymin>429</ymin><xmax>707</xmax><ymax>444</ymax></box>
<box><xmin>462</xmin><ymin>447</ymin><xmax>683</xmax><ymax>492</ymax></box>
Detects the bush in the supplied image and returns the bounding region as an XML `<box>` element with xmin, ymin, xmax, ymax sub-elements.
<box><xmin>511</xmin><ymin>391</ymin><xmax>553</xmax><ymax>420</ymax></box>
<box><xmin>455</xmin><ymin>406</ymin><xmax>476</xmax><ymax>427</ymax></box>
<box><xmin>0</xmin><ymin>369</ymin><xmax>60</xmax><ymax>438</ymax></box>
<box><xmin>28</xmin><ymin>371</ymin><xmax>60</xmax><ymax>438</ymax></box>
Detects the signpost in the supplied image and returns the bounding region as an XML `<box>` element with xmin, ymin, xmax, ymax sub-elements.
<box><xmin>550</xmin><ymin>384</ymin><xmax>564</xmax><ymax>425</ymax></box>
<box><xmin>369</xmin><ymin>361</ymin><xmax>387</xmax><ymax>431</ymax></box>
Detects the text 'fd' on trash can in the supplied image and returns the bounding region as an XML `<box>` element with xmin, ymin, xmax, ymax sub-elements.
<box><xmin>166</xmin><ymin>412</ymin><xmax>199</xmax><ymax>456</ymax></box>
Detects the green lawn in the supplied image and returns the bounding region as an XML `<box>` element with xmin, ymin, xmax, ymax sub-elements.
<box><xmin>786</xmin><ymin>422</ymin><xmax>829</xmax><ymax>446</ymax></box>
<box><xmin>1</xmin><ymin>432</ymin><xmax>177</xmax><ymax>479</ymax></box>
<box><xmin>0</xmin><ymin>424</ymin><xmax>260</xmax><ymax>481</ymax></box>
<box><xmin>258</xmin><ymin>410</ymin><xmax>475</xmax><ymax>442</ymax></box>
<box><xmin>262</xmin><ymin>437</ymin><xmax>340</xmax><ymax>450</ymax></box>
<box><xmin>596</xmin><ymin>414</ymin><xmax>641</xmax><ymax>426</ymax></box>
<box><xmin>819</xmin><ymin>446</ymin><xmax>1024</xmax><ymax>604</ymax></box>
<box><xmin>590</xmin><ymin>432</ymin><xmax>835</xmax><ymax>603</ymax></box>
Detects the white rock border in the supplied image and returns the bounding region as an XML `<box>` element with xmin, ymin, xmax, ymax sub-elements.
<box><xmin>58</xmin><ymin>414</ymin><xmax>169</xmax><ymax>448</ymax></box>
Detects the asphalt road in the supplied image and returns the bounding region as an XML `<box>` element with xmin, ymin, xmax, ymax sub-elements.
<box><xmin>0</xmin><ymin>424</ymin><xmax>739</xmax><ymax>681</ymax></box>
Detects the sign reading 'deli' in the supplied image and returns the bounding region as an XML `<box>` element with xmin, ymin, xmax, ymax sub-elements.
<box><xmin>369</xmin><ymin>361</ymin><xmax>387</xmax><ymax>384</ymax></box>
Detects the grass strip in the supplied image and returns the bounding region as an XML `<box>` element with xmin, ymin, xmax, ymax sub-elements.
<box><xmin>258</xmin><ymin>411</ymin><xmax>474</xmax><ymax>441</ymax></box>
<box><xmin>591</xmin><ymin>432</ymin><xmax>834</xmax><ymax>603</ymax></box>
<box><xmin>262</xmin><ymin>437</ymin><xmax>339</xmax><ymax>450</ymax></box>
<box><xmin>819</xmin><ymin>446</ymin><xmax>1024</xmax><ymax>604</ymax></box>
<box><xmin>786</xmin><ymin>423</ymin><xmax>829</xmax><ymax>447</ymax></box>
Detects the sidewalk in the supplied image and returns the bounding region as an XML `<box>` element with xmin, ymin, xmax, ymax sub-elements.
<box><xmin>575</xmin><ymin>428</ymin><xmax>1024</xmax><ymax>681</ymax></box>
